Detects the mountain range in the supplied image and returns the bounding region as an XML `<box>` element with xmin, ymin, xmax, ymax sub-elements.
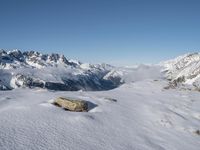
<box><xmin>1</xmin><ymin>49</ymin><xmax>200</xmax><ymax>91</ymax></box>
<box><xmin>0</xmin><ymin>49</ymin><xmax>122</xmax><ymax>91</ymax></box>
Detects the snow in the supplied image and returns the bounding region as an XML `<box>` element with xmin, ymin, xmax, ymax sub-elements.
<box><xmin>1</xmin><ymin>50</ymin><xmax>200</xmax><ymax>149</ymax></box>
<box><xmin>68</xmin><ymin>59</ymin><xmax>81</xmax><ymax>65</ymax></box>
<box><xmin>26</xmin><ymin>59</ymin><xmax>45</xmax><ymax>69</ymax></box>
<box><xmin>0</xmin><ymin>50</ymin><xmax>119</xmax><ymax>90</ymax></box>
<box><xmin>80</xmin><ymin>63</ymin><xmax>91</xmax><ymax>70</ymax></box>
<box><xmin>0</xmin><ymin>66</ymin><xmax>200</xmax><ymax>150</ymax></box>
<box><xmin>160</xmin><ymin>52</ymin><xmax>200</xmax><ymax>90</ymax></box>
<box><xmin>105</xmin><ymin>64</ymin><xmax>163</xmax><ymax>83</ymax></box>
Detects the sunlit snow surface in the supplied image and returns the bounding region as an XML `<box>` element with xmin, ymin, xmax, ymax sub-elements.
<box><xmin>0</xmin><ymin>66</ymin><xmax>200</xmax><ymax>150</ymax></box>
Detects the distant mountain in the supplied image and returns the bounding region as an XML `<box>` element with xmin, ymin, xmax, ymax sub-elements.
<box><xmin>0</xmin><ymin>49</ymin><xmax>123</xmax><ymax>91</ymax></box>
<box><xmin>2</xmin><ymin>49</ymin><xmax>199</xmax><ymax>91</ymax></box>
<box><xmin>162</xmin><ymin>52</ymin><xmax>200</xmax><ymax>89</ymax></box>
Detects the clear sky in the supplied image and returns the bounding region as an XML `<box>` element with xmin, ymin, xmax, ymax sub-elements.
<box><xmin>0</xmin><ymin>0</ymin><xmax>200</xmax><ymax>65</ymax></box>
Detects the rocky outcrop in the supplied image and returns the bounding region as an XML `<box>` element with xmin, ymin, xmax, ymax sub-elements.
<box><xmin>53</xmin><ymin>97</ymin><xmax>88</xmax><ymax>112</ymax></box>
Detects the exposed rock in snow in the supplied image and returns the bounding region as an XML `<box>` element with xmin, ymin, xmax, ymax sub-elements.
<box><xmin>53</xmin><ymin>97</ymin><xmax>88</xmax><ymax>112</ymax></box>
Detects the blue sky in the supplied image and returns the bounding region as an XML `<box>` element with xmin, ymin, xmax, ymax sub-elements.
<box><xmin>0</xmin><ymin>0</ymin><xmax>200</xmax><ymax>65</ymax></box>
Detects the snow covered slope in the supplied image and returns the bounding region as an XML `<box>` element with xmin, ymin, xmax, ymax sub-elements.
<box><xmin>0</xmin><ymin>49</ymin><xmax>122</xmax><ymax>91</ymax></box>
<box><xmin>0</xmin><ymin>78</ymin><xmax>200</xmax><ymax>150</ymax></box>
<box><xmin>162</xmin><ymin>52</ymin><xmax>200</xmax><ymax>89</ymax></box>
<box><xmin>0</xmin><ymin>52</ymin><xmax>200</xmax><ymax>150</ymax></box>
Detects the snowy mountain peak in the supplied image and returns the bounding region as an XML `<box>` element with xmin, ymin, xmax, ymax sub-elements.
<box><xmin>0</xmin><ymin>49</ymin><xmax>80</xmax><ymax>69</ymax></box>
<box><xmin>163</xmin><ymin>52</ymin><xmax>200</xmax><ymax>89</ymax></box>
<box><xmin>0</xmin><ymin>49</ymin><xmax>122</xmax><ymax>91</ymax></box>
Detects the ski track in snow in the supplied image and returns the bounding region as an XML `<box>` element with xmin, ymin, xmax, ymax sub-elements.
<box><xmin>0</xmin><ymin>79</ymin><xmax>200</xmax><ymax>150</ymax></box>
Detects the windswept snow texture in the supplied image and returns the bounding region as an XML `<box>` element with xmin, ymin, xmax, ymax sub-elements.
<box><xmin>0</xmin><ymin>65</ymin><xmax>200</xmax><ymax>150</ymax></box>
<box><xmin>0</xmin><ymin>49</ymin><xmax>122</xmax><ymax>91</ymax></box>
